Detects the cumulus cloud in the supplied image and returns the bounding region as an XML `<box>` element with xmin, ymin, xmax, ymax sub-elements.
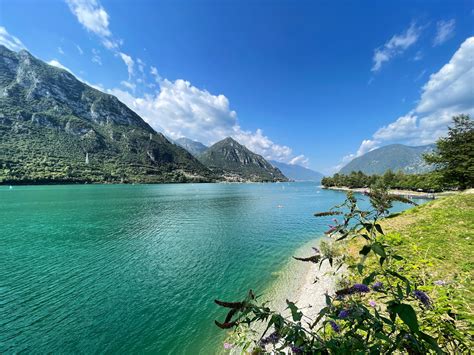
<box><xmin>433</xmin><ymin>19</ymin><xmax>455</xmax><ymax>46</ymax></box>
<box><xmin>66</xmin><ymin>0</ymin><xmax>111</xmax><ymax>37</ymax></box>
<box><xmin>372</xmin><ymin>22</ymin><xmax>422</xmax><ymax>72</ymax></box>
<box><xmin>0</xmin><ymin>26</ymin><xmax>26</xmax><ymax>51</ymax></box>
<box><xmin>339</xmin><ymin>36</ymin><xmax>474</xmax><ymax>171</ymax></box>
<box><xmin>66</xmin><ymin>0</ymin><xmax>306</xmax><ymax>165</ymax></box>
<box><xmin>108</xmin><ymin>79</ymin><xmax>304</xmax><ymax>163</ymax></box>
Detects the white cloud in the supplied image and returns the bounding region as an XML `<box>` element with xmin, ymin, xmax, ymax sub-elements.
<box><xmin>433</xmin><ymin>19</ymin><xmax>456</xmax><ymax>46</ymax></box>
<box><xmin>76</xmin><ymin>44</ymin><xmax>84</xmax><ymax>55</ymax></box>
<box><xmin>91</xmin><ymin>48</ymin><xmax>102</xmax><ymax>65</ymax></box>
<box><xmin>108</xmin><ymin>79</ymin><xmax>305</xmax><ymax>164</ymax></box>
<box><xmin>58</xmin><ymin>46</ymin><xmax>65</xmax><ymax>55</ymax></box>
<box><xmin>48</xmin><ymin>59</ymin><xmax>73</xmax><ymax>73</ymax></box>
<box><xmin>372</xmin><ymin>23</ymin><xmax>422</xmax><ymax>72</ymax></box>
<box><xmin>65</xmin><ymin>0</ymin><xmax>306</xmax><ymax>165</ymax></box>
<box><xmin>120</xmin><ymin>80</ymin><xmax>136</xmax><ymax>91</ymax></box>
<box><xmin>289</xmin><ymin>155</ymin><xmax>310</xmax><ymax>167</ymax></box>
<box><xmin>66</xmin><ymin>0</ymin><xmax>111</xmax><ymax>37</ymax></box>
<box><xmin>339</xmin><ymin>36</ymin><xmax>474</xmax><ymax>171</ymax></box>
<box><xmin>119</xmin><ymin>52</ymin><xmax>134</xmax><ymax>78</ymax></box>
<box><xmin>67</xmin><ymin>0</ymin><xmax>131</xmax><ymax>75</ymax></box>
<box><xmin>0</xmin><ymin>26</ymin><xmax>26</xmax><ymax>51</ymax></box>
<box><xmin>150</xmin><ymin>66</ymin><xmax>162</xmax><ymax>83</ymax></box>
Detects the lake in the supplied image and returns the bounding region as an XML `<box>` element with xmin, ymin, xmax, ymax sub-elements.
<box><xmin>0</xmin><ymin>183</ymin><xmax>425</xmax><ymax>354</ymax></box>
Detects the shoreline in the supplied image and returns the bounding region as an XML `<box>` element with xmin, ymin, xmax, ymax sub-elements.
<box><xmin>323</xmin><ymin>186</ymin><xmax>456</xmax><ymax>199</ymax></box>
<box><xmin>262</xmin><ymin>237</ymin><xmax>340</xmax><ymax>326</ymax></box>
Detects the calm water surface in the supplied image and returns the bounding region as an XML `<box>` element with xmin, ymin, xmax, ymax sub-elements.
<box><xmin>0</xmin><ymin>183</ymin><xmax>424</xmax><ymax>354</ymax></box>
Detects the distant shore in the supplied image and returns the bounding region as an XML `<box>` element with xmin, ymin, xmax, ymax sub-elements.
<box><xmin>322</xmin><ymin>186</ymin><xmax>456</xmax><ymax>199</ymax></box>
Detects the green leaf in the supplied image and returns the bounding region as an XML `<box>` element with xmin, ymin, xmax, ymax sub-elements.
<box><xmin>372</xmin><ymin>242</ymin><xmax>387</xmax><ymax>258</ymax></box>
<box><xmin>375</xmin><ymin>223</ymin><xmax>384</xmax><ymax>235</ymax></box>
<box><xmin>286</xmin><ymin>300</ymin><xmax>303</xmax><ymax>322</ymax></box>
<box><xmin>359</xmin><ymin>245</ymin><xmax>372</xmax><ymax>256</ymax></box>
<box><xmin>419</xmin><ymin>331</ymin><xmax>444</xmax><ymax>354</ymax></box>
<box><xmin>362</xmin><ymin>271</ymin><xmax>378</xmax><ymax>285</ymax></box>
<box><xmin>392</xmin><ymin>303</ymin><xmax>419</xmax><ymax>333</ymax></box>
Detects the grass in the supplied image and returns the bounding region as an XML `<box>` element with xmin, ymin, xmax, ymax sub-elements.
<box><xmin>349</xmin><ymin>192</ymin><xmax>474</xmax><ymax>338</ymax></box>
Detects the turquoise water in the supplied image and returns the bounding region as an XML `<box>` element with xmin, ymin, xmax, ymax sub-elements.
<box><xmin>0</xmin><ymin>183</ymin><xmax>424</xmax><ymax>354</ymax></box>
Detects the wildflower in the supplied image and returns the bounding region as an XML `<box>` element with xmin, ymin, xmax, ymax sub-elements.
<box><xmin>290</xmin><ymin>344</ymin><xmax>303</xmax><ymax>353</ymax></box>
<box><xmin>260</xmin><ymin>331</ymin><xmax>280</xmax><ymax>346</ymax></box>
<box><xmin>434</xmin><ymin>280</ymin><xmax>446</xmax><ymax>286</ymax></box>
<box><xmin>413</xmin><ymin>290</ymin><xmax>431</xmax><ymax>307</ymax></box>
<box><xmin>329</xmin><ymin>320</ymin><xmax>340</xmax><ymax>333</ymax></box>
<box><xmin>268</xmin><ymin>332</ymin><xmax>280</xmax><ymax>343</ymax></box>
<box><xmin>352</xmin><ymin>283</ymin><xmax>370</xmax><ymax>293</ymax></box>
<box><xmin>223</xmin><ymin>342</ymin><xmax>233</xmax><ymax>350</ymax></box>
<box><xmin>336</xmin><ymin>283</ymin><xmax>370</xmax><ymax>297</ymax></box>
<box><xmin>372</xmin><ymin>282</ymin><xmax>383</xmax><ymax>291</ymax></box>
<box><xmin>338</xmin><ymin>309</ymin><xmax>350</xmax><ymax>319</ymax></box>
<box><xmin>369</xmin><ymin>300</ymin><xmax>377</xmax><ymax>307</ymax></box>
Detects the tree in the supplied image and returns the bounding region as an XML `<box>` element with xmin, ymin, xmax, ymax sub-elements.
<box><xmin>424</xmin><ymin>115</ymin><xmax>474</xmax><ymax>189</ymax></box>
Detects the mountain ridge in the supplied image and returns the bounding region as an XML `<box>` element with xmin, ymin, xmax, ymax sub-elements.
<box><xmin>174</xmin><ymin>137</ymin><xmax>208</xmax><ymax>157</ymax></box>
<box><xmin>339</xmin><ymin>143</ymin><xmax>435</xmax><ymax>175</ymax></box>
<box><xmin>0</xmin><ymin>45</ymin><xmax>214</xmax><ymax>184</ymax></box>
<box><xmin>198</xmin><ymin>137</ymin><xmax>288</xmax><ymax>182</ymax></box>
<box><xmin>270</xmin><ymin>160</ymin><xmax>324</xmax><ymax>182</ymax></box>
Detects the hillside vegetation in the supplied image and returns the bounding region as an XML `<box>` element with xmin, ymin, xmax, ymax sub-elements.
<box><xmin>354</xmin><ymin>192</ymin><xmax>474</xmax><ymax>333</ymax></box>
<box><xmin>0</xmin><ymin>45</ymin><xmax>213</xmax><ymax>184</ymax></box>
<box><xmin>198</xmin><ymin>137</ymin><xmax>287</xmax><ymax>182</ymax></box>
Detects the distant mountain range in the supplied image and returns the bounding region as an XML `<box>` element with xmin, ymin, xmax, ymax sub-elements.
<box><xmin>197</xmin><ymin>137</ymin><xmax>288</xmax><ymax>182</ymax></box>
<box><xmin>174</xmin><ymin>137</ymin><xmax>208</xmax><ymax>157</ymax></box>
<box><xmin>270</xmin><ymin>161</ymin><xmax>324</xmax><ymax>182</ymax></box>
<box><xmin>339</xmin><ymin>144</ymin><xmax>435</xmax><ymax>175</ymax></box>
<box><xmin>0</xmin><ymin>45</ymin><xmax>213</xmax><ymax>184</ymax></box>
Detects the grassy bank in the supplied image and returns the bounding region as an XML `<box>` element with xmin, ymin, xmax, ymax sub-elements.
<box><xmin>349</xmin><ymin>191</ymin><xmax>474</xmax><ymax>335</ymax></box>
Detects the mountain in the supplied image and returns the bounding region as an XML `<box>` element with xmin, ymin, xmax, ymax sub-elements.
<box><xmin>198</xmin><ymin>137</ymin><xmax>288</xmax><ymax>182</ymax></box>
<box><xmin>0</xmin><ymin>45</ymin><xmax>213</xmax><ymax>184</ymax></box>
<box><xmin>270</xmin><ymin>161</ymin><xmax>324</xmax><ymax>182</ymax></box>
<box><xmin>339</xmin><ymin>144</ymin><xmax>435</xmax><ymax>175</ymax></box>
<box><xmin>174</xmin><ymin>137</ymin><xmax>208</xmax><ymax>157</ymax></box>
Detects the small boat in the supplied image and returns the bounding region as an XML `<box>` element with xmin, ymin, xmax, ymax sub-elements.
<box><xmin>9</xmin><ymin>185</ymin><xmax>13</xmax><ymax>190</ymax></box>
<box><xmin>277</xmin><ymin>204</ymin><xmax>284</xmax><ymax>208</ymax></box>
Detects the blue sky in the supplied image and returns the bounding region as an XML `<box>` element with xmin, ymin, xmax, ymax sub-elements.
<box><xmin>0</xmin><ymin>0</ymin><xmax>473</xmax><ymax>173</ymax></box>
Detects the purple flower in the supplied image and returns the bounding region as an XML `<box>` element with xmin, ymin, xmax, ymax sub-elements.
<box><xmin>413</xmin><ymin>290</ymin><xmax>431</xmax><ymax>307</ymax></box>
<box><xmin>352</xmin><ymin>283</ymin><xmax>370</xmax><ymax>293</ymax></box>
<box><xmin>434</xmin><ymin>280</ymin><xmax>446</xmax><ymax>286</ymax></box>
<box><xmin>338</xmin><ymin>309</ymin><xmax>350</xmax><ymax>319</ymax></box>
<box><xmin>260</xmin><ymin>331</ymin><xmax>280</xmax><ymax>346</ymax></box>
<box><xmin>369</xmin><ymin>300</ymin><xmax>377</xmax><ymax>307</ymax></box>
<box><xmin>372</xmin><ymin>282</ymin><xmax>383</xmax><ymax>291</ymax></box>
<box><xmin>329</xmin><ymin>320</ymin><xmax>340</xmax><ymax>333</ymax></box>
<box><xmin>223</xmin><ymin>342</ymin><xmax>233</xmax><ymax>349</ymax></box>
<box><xmin>290</xmin><ymin>345</ymin><xmax>303</xmax><ymax>353</ymax></box>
